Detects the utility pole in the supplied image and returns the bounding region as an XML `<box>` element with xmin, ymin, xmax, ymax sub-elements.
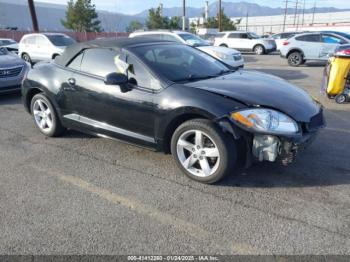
<box><xmin>283</xmin><ymin>0</ymin><xmax>288</xmax><ymax>32</ymax></box>
<box><xmin>311</xmin><ymin>1</ymin><xmax>316</xmax><ymax>25</ymax></box>
<box><xmin>182</xmin><ymin>0</ymin><xmax>186</xmax><ymax>31</ymax></box>
<box><xmin>293</xmin><ymin>0</ymin><xmax>299</xmax><ymax>26</ymax></box>
<box><xmin>301</xmin><ymin>0</ymin><xmax>306</xmax><ymax>26</ymax></box>
<box><xmin>28</xmin><ymin>0</ymin><xmax>39</xmax><ymax>32</ymax></box>
<box><xmin>218</xmin><ymin>0</ymin><xmax>222</xmax><ymax>32</ymax></box>
<box><xmin>245</xmin><ymin>12</ymin><xmax>248</xmax><ymax>31</ymax></box>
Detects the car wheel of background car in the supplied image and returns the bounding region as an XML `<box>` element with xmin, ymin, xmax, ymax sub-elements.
<box><xmin>335</xmin><ymin>94</ymin><xmax>347</xmax><ymax>104</ymax></box>
<box><xmin>22</xmin><ymin>53</ymin><xmax>32</xmax><ymax>64</ymax></box>
<box><xmin>287</xmin><ymin>51</ymin><xmax>303</xmax><ymax>66</ymax></box>
<box><xmin>253</xmin><ymin>45</ymin><xmax>265</xmax><ymax>55</ymax></box>
<box><xmin>220</xmin><ymin>44</ymin><xmax>228</xmax><ymax>48</ymax></box>
<box><xmin>171</xmin><ymin>119</ymin><xmax>237</xmax><ymax>184</ymax></box>
<box><xmin>30</xmin><ymin>93</ymin><xmax>65</xmax><ymax>137</ymax></box>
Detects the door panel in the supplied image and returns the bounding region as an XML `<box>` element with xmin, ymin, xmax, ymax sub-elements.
<box><xmin>61</xmin><ymin>48</ymin><xmax>156</xmax><ymax>143</ymax></box>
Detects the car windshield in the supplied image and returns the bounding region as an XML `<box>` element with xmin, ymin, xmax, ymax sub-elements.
<box><xmin>0</xmin><ymin>47</ymin><xmax>9</xmax><ymax>55</ymax></box>
<box><xmin>130</xmin><ymin>44</ymin><xmax>232</xmax><ymax>83</ymax></box>
<box><xmin>178</xmin><ymin>33</ymin><xmax>210</xmax><ymax>47</ymax></box>
<box><xmin>249</xmin><ymin>32</ymin><xmax>261</xmax><ymax>39</ymax></box>
<box><xmin>45</xmin><ymin>35</ymin><xmax>76</xmax><ymax>46</ymax></box>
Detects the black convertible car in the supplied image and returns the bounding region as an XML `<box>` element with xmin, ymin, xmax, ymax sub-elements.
<box><xmin>22</xmin><ymin>38</ymin><xmax>325</xmax><ymax>183</ymax></box>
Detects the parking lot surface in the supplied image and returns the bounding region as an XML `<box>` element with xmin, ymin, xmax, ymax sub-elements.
<box><xmin>0</xmin><ymin>55</ymin><xmax>349</xmax><ymax>255</ymax></box>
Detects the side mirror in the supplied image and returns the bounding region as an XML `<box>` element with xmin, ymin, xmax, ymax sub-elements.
<box><xmin>104</xmin><ymin>72</ymin><xmax>128</xmax><ymax>85</ymax></box>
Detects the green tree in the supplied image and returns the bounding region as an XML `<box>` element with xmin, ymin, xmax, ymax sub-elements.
<box><xmin>146</xmin><ymin>7</ymin><xmax>168</xmax><ymax>29</ymax></box>
<box><xmin>126</xmin><ymin>20</ymin><xmax>144</xmax><ymax>33</ymax></box>
<box><xmin>168</xmin><ymin>16</ymin><xmax>181</xmax><ymax>30</ymax></box>
<box><xmin>61</xmin><ymin>0</ymin><xmax>101</xmax><ymax>32</ymax></box>
<box><xmin>190</xmin><ymin>21</ymin><xmax>197</xmax><ymax>34</ymax></box>
<box><xmin>205</xmin><ymin>9</ymin><xmax>240</xmax><ymax>31</ymax></box>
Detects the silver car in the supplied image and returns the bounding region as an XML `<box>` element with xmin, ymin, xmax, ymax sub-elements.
<box><xmin>280</xmin><ymin>32</ymin><xmax>349</xmax><ymax>66</ymax></box>
<box><xmin>0</xmin><ymin>47</ymin><xmax>28</xmax><ymax>94</ymax></box>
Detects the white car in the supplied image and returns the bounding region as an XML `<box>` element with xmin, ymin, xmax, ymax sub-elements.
<box><xmin>214</xmin><ymin>31</ymin><xmax>276</xmax><ymax>55</ymax></box>
<box><xmin>129</xmin><ymin>31</ymin><xmax>244</xmax><ymax>68</ymax></box>
<box><xmin>280</xmin><ymin>32</ymin><xmax>349</xmax><ymax>66</ymax></box>
<box><xmin>18</xmin><ymin>33</ymin><xmax>76</xmax><ymax>64</ymax></box>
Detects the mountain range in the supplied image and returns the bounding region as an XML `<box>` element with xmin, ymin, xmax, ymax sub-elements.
<box><xmin>0</xmin><ymin>0</ymin><xmax>349</xmax><ymax>31</ymax></box>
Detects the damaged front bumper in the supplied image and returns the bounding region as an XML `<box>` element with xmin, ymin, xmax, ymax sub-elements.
<box><xmin>252</xmin><ymin>132</ymin><xmax>318</xmax><ymax>165</ymax></box>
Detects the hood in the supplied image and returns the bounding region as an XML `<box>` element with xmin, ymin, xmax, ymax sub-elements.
<box><xmin>0</xmin><ymin>54</ymin><xmax>25</xmax><ymax>68</ymax></box>
<box><xmin>185</xmin><ymin>70</ymin><xmax>320</xmax><ymax>123</ymax></box>
<box><xmin>197</xmin><ymin>45</ymin><xmax>240</xmax><ymax>55</ymax></box>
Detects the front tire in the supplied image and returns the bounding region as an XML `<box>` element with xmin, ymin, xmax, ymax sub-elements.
<box><xmin>22</xmin><ymin>53</ymin><xmax>32</xmax><ymax>64</ymax></box>
<box><xmin>30</xmin><ymin>93</ymin><xmax>64</xmax><ymax>137</ymax></box>
<box><xmin>220</xmin><ymin>44</ymin><xmax>228</xmax><ymax>48</ymax></box>
<box><xmin>171</xmin><ymin>119</ymin><xmax>237</xmax><ymax>184</ymax></box>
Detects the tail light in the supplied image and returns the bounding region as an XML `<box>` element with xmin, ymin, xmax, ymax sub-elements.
<box><xmin>282</xmin><ymin>41</ymin><xmax>290</xmax><ymax>46</ymax></box>
<box><xmin>337</xmin><ymin>49</ymin><xmax>350</xmax><ymax>56</ymax></box>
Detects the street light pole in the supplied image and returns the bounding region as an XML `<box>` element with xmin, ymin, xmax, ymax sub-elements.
<box><xmin>182</xmin><ymin>0</ymin><xmax>186</xmax><ymax>31</ymax></box>
<box><xmin>293</xmin><ymin>0</ymin><xmax>299</xmax><ymax>26</ymax></box>
<box><xmin>218</xmin><ymin>0</ymin><xmax>222</xmax><ymax>32</ymax></box>
<box><xmin>28</xmin><ymin>0</ymin><xmax>39</xmax><ymax>32</ymax></box>
<box><xmin>282</xmin><ymin>0</ymin><xmax>288</xmax><ymax>32</ymax></box>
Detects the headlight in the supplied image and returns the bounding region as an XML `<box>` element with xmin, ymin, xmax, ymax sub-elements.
<box><xmin>231</xmin><ymin>109</ymin><xmax>299</xmax><ymax>134</ymax></box>
<box><xmin>212</xmin><ymin>51</ymin><xmax>231</xmax><ymax>60</ymax></box>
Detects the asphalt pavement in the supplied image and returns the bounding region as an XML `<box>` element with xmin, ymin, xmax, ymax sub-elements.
<box><xmin>0</xmin><ymin>54</ymin><xmax>349</xmax><ymax>255</ymax></box>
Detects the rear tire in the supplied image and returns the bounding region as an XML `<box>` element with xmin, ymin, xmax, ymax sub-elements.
<box><xmin>288</xmin><ymin>51</ymin><xmax>303</xmax><ymax>66</ymax></box>
<box><xmin>253</xmin><ymin>45</ymin><xmax>265</xmax><ymax>55</ymax></box>
<box><xmin>30</xmin><ymin>93</ymin><xmax>65</xmax><ymax>137</ymax></box>
<box><xmin>220</xmin><ymin>44</ymin><xmax>228</xmax><ymax>48</ymax></box>
<box><xmin>171</xmin><ymin>119</ymin><xmax>237</xmax><ymax>184</ymax></box>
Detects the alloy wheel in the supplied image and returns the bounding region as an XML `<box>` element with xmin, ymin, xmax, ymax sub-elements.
<box><xmin>33</xmin><ymin>99</ymin><xmax>54</xmax><ymax>133</ymax></box>
<box><xmin>176</xmin><ymin>130</ymin><xmax>220</xmax><ymax>177</ymax></box>
<box><xmin>289</xmin><ymin>54</ymin><xmax>301</xmax><ymax>66</ymax></box>
<box><xmin>254</xmin><ymin>46</ymin><xmax>264</xmax><ymax>55</ymax></box>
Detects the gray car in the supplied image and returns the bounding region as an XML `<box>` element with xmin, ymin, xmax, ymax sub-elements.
<box><xmin>280</xmin><ymin>32</ymin><xmax>349</xmax><ymax>66</ymax></box>
<box><xmin>0</xmin><ymin>47</ymin><xmax>28</xmax><ymax>94</ymax></box>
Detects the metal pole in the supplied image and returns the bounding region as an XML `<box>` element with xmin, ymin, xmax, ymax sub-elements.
<box><xmin>28</xmin><ymin>0</ymin><xmax>39</xmax><ymax>32</ymax></box>
<box><xmin>246</xmin><ymin>12</ymin><xmax>248</xmax><ymax>31</ymax></box>
<box><xmin>218</xmin><ymin>0</ymin><xmax>222</xmax><ymax>32</ymax></box>
<box><xmin>301</xmin><ymin>0</ymin><xmax>305</xmax><ymax>26</ymax></box>
<box><xmin>182</xmin><ymin>0</ymin><xmax>186</xmax><ymax>31</ymax></box>
<box><xmin>293</xmin><ymin>0</ymin><xmax>299</xmax><ymax>26</ymax></box>
<box><xmin>311</xmin><ymin>1</ymin><xmax>316</xmax><ymax>25</ymax></box>
<box><xmin>283</xmin><ymin>0</ymin><xmax>288</xmax><ymax>32</ymax></box>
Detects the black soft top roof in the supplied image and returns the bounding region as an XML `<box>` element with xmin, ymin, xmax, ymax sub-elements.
<box><xmin>55</xmin><ymin>37</ymin><xmax>173</xmax><ymax>66</ymax></box>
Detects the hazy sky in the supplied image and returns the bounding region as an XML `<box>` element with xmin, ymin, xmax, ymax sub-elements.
<box><xmin>33</xmin><ymin>0</ymin><xmax>350</xmax><ymax>15</ymax></box>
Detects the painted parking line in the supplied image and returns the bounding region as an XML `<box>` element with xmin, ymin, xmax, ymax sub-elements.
<box><xmin>29</xmin><ymin>164</ymin><xmax>263</xmax><ymax>255</ymax></box>
<box><xmin>325</xmin><ymin>127</ymin><xmax>350</xmax><ymax>134</ymax></box>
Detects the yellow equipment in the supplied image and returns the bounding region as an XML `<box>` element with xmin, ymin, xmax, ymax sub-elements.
<box><xmin>323</xmin><ymin>45</ymin><xmax>350</xmax><ymax>104</ymax></box>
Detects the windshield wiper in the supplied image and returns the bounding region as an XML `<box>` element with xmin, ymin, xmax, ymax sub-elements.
<box><xmin>173</xmin><ymin>74</ymin><xmax>217</xmax><ymax>83</ymax></box>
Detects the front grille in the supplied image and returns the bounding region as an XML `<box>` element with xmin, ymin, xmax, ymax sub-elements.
<box><xmin>0</xmin><ymin>66</ymin><xmax>23</xmax><ymax>78</ymax></box>
<box><xmin>306</xmin><ymin>111</ymin><xmax>325</xmax><ymax>132</ymax></box>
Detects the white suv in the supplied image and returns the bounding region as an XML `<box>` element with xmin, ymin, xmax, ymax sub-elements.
<box><xmin>214</xmin><ymin>31</ymin><xmax>276</xmax><ymax>55</ymax></box>
<box><xmin>280</xmin><ymin>32</ymin><xmax>349</xmax><ymax>66</ymax></box>
<box><xmin>18</xmin><ymin>33</ymin><xmax>76</xmax><ymax>64</ymax></box>
<box><xmin>129</xmin><ymin>31</ymin><xmax>244</xmax><ymax>68</ymax></box>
